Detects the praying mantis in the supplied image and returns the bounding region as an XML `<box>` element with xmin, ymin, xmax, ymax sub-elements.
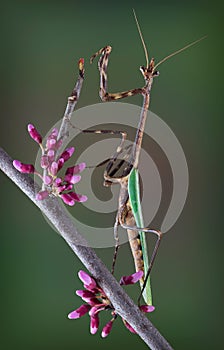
<box><xmin>88</xmin><ymin>11</ymin><xmax>205</xmax><ymax>305</ymax></box>
<box><xmin>65</xmin><ymin>10</ymin><xmax>205</xmax><ymax>306</ymax></box>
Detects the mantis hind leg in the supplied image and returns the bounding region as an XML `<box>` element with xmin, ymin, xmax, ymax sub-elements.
<box><xmin>137</xmin><ymin>233</ymin><xmax>162</xmax><ymax>305</ymax></box>
<box><xmin>121</xmin><ymin>221</ymin><xmax>163</xmax><ymax>274</ymax></box>
<box><xmin>120</xmin><ymin>218</ymin><xmax>163</xmax><ymax>304</ymax></box>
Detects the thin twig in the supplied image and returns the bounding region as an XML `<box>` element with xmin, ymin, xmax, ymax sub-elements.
<box><xmin>0</xmin><ymin>147</ymin><xmax>174</xmax><ymax>350</ymax></box>
<box><xmin>42</xmin><ymin>59</ymin><xmax>84</xmax><ymax>192</ymax></box>
<box><xmin>57</xmin><ymin>59</ymin><xmax>85</xmax><ymax>145</ymax></box>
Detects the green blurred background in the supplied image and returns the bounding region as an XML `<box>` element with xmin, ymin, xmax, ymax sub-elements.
<box><xmin>0</xmin><ymin>1</ymin><xmax>222</xmax><ymax>349</ymax></box>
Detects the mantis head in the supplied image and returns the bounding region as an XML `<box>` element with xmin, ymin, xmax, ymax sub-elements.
<box><xmin>133</xmin><ymin>9</ymin><xmax>206</xmax><ymax>83</ymax></box>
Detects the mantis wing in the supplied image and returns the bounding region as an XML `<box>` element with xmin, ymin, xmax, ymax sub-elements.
<box><xmin>128</xmin><ymin>167</ymin><xmax>152</xmax><ymax>305</ymax></box>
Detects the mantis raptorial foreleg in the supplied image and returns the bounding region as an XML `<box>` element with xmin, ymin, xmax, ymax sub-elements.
<box><xmin>90</xmin><ymin>46</ymin><xmax>143</xmax><ymax>101</ymax></box>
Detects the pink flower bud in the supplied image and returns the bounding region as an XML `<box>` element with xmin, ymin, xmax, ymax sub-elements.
<box><xmin>27</xmin><ymin>124</ymin><xmax>42</xmax><ymax>144</ymax></box>
<box><xmin>50</xmin><ymin>161</ymin><xmax>58</xmax><ymax>176</ymax></box>
<box><xmin>46</xmin><ymin>138</ymin><xmax>56</xmax><ymax>150</ymax></box>
<box><xmin>45</xmin><ymin>128</ymin><xmax>60</xmax><ymax>150</ymax></box>
<box><xmin>68</xmin><ymin>304</ymin><xmax>91</xmax><ymax>319</ymax></box>
<box><xmin>68</xmin><ymin>192</ymin><xmax>88</xmax><ymax>202</ymax></box>
<box><xmin>76</xmin><ymin>290</ymin><xmax>95</xmax><ymax>299</ymax></box>
<box><xmin>63</xmin><ymin>184</ymin><xmax>73</xmax><ymax>191</ymax></box>
<box><xmin>140</xmin><ymin>305</ymin><xmax>155</xmax><ymax>313</ymax></box>
<box><xmin>78</xmin><ymin>270</ymin><xmax>97</xmax><ymax>290</ymax></box>
<box><xmin>90</xmin><ymin>314</ymin><xmax>99</xmax><ymax>334</ymax></box>
<box><xmin>76</xmin><ymin>290</ymin><xmax>100</xmax><ymax>306</ymax></box>
<box><xmin>57</xmin><ymin>158</ymin><xmax>64</xmax><ymax>171</ymax></box>
<box><xmin>59</xmin><ymin>147</ymin><xmax>75</xmax><ymax>162</ymax></box>
<box><xmin>47</xmin><ymin>150</ymin><xmax>55</xmax><ymax>163</ymax></box>
<box><xmin>43</xmin><ymin>175</ymin><xmax>53</xmax><ymax>185</ymax></box>
<box><xmin>60</xmin><ymin>193</ymin><xmax>75</xmax><ymax>206</ymax></box>
<box><xmin>65</xmin><ymin>162</ymin><xmax>86</xmax><ymax>176</ymax></box>
<box><xmin>57</xmin><ymin>184</ymin><xmax>66</xmax><ymax>193</ymax></box>
<box><xmin>54</xmin><ymin>177</ymin><xmax>62</xmax><ymax>186</ymax></box>
<box><xmin>49</xmin><ymin>128</ymin><xmax>58</xmax><ymax>139</ymax></box>
<box><xmin>101</xmin><ymin>320</ymin><xmax>114</xmax><ymax>338</ymax></box>
<box><xmin>40</xmin><ymin>155</ymin><xmax>49</xmax><ymax>169</ymax></box>
<box><xmin>89</xmin><ymin>305</ymin><xmax>106</xmax><ymax>317</ymax></box>
<box><xmin>13</xmin><ymin>160</ymin><xmax>35</xmax><ymax>174</ymax></box>
<box><xmin>119</xmin><ymin>270</ymin><xmax>144</xmax><ymax>285</ymax></box>
<box><xmin>64</xmin><ymin>174</ymin><xmax>81</xmax><ymax>185</ymax></box>
<box><xmin>36</xmin><ymin>190</ymin><xmax>49</xmax><ymax>200</ymax></box>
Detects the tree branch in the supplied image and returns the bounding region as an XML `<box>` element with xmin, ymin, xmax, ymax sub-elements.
<box><xmin>0</xmin><ymin>147</ymin><xmax>174</xmax><ymax>350</ymax></box>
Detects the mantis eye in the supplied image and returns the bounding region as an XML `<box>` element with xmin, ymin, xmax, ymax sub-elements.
<box><xmin>153</xmin><ymin>70</ymin><xmax>160</xmax><ymax>77</ymax></box>
<box><xmin>139</xmin><ymin>66</ymin><xmax>146</xmax><ymax>74</ymax></box>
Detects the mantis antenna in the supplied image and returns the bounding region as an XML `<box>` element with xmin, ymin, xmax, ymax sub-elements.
<box><xmin>133</xmin><ymin>9</ymin><xmax>206</xmax><ymax>71</ymax></box>
<box><xmin>133</xmin><ymin>9</ymin><xmax>149</xmax><ymax>68</ymax></box>
<box><xmin>154</xmin><ymin>35</ymin><xmax>207</xmax><ymax>69</ymax></box>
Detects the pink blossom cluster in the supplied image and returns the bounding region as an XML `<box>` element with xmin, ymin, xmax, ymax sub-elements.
<box><xmin>68</xmin><ymin>270</ymin><xmax>155</xmax><ymax>337</ymax></box>
<box><xmin>13</xmin><ymin>124</ymin><xmax>87</xmax><ymax>206</ymax></box>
